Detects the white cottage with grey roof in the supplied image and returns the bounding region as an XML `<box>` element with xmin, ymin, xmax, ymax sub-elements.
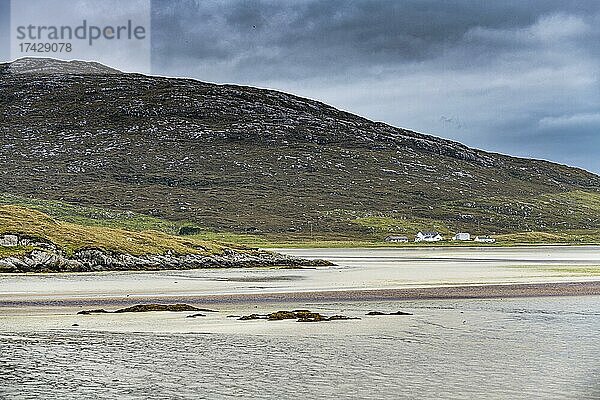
<box><xmin>414</xmin><ymin>232</ymin><xmax>443</xmax><ymax>242</ymax></box>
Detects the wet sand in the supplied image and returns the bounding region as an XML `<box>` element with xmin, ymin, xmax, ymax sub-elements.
<box><xmin>2</xmin><ymin>281</ymin><xmax>600</xmax><ymax>309</ymax></box>
<box><xmin>3</xmin><ymin>295</ymin><xmax>598</xmax><ymax>399</ymax></box>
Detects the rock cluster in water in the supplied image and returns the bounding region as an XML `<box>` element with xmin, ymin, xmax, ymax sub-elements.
<box><xmin>238</xmin><ymin>310</ymin><xmax>360</xmax><ymax>322</ymax></box>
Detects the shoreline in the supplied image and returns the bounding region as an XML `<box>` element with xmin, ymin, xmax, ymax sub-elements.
<box><xmin>261</xmin><ymin>242</ymin><xmax>600</xmax><ymax>249</ymax></box>
<box><xmin>2</xmin><ymin>281</ymin><xmax>600</xmax><ymax>309</ymax></box>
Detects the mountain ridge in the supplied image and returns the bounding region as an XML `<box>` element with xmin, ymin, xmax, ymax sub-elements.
<box><xmin>1</xmin><ymin>58</ymin><xmax>599</xmax><ymax>241</ymax></box>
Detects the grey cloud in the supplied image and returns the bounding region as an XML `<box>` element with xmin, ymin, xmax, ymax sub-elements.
<box><xmin>149</xmin><ymin>1</ymin><xmax>600</xmax><ymax>173</ymax></box>
<box><xmin>151</xmin><ymin>0</ymin><xmax>600</xmax><ymax>79</ymax></box>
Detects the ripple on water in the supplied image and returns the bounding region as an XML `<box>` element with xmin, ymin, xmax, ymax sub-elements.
<box><xmin>1</xmin><ymin>296</ymin><xmax>599</xmax><ymax>399</ymax></box>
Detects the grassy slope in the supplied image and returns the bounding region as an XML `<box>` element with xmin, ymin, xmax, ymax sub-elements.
<box><xmin>0</xmin><ymin>246</ymin><xmax>33</xmax><ymax>258</ymax></box>
<box><xmin>0</xmin><ymin>205</ymin><xmax>226</xmax><ymax>257</ymax></box>
<box><xmin>0</xmin><ymin>193</ymin><xmax>261</xmax><ymax>246</ymax></box>
<box><xmin>0</xmin><ymin>193</ymin><xmax>182</xmax><ymax>233</ymax></box>
<box><xmin>342</xmin><ymin>190</ymin><xmax>600</xmax><ymax>243</ymax></box>
<box><xmin>1</xmin><ymin>194</ymin><xmax>599</xmax><ymax>251</ymax></box>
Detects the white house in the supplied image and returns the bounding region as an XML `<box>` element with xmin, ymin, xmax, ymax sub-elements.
<box><xmin>453</xmin><ymin>232</ymin><xmax>471</xmax><ymax>241</ymax></box>
<box><xmin>0</xmin><ymin>234</ymin><xmax>18</xmax><ymax>247</ymax></box>
<box><xmin>474</xmin><ymin>235</ymin><xmax>496</xmax><ymax>243</ymax></box>
<box><xmin>415</xmin><ymin>232</ymin><xmax>443</xmax><ymax>242</ymax></box>
<box><xmin>385</xmin><ymin>235</ymin><xmax>409</xmax><ymax>243</ymax></box>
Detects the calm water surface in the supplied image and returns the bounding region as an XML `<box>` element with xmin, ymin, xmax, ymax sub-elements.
<box><xmin>1</xmin><ymin>296</ymin><xmax>599</xmax><ymax>399</ymax></box>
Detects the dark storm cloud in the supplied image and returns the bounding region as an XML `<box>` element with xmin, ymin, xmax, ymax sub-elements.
<box><xmin>151</xmin><ymin>0</ymin><xmax>600</xmax><ymax>79</ymax></box>
<box><xmin>152</xmin><ymin>0</ymin><xmax>600</xmax><ymax>172</ymax></box>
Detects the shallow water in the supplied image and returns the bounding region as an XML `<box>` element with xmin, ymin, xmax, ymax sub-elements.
<box><xmin>1</xmin><ymin>247</ymin><xmax>600</xmax><ymax>399</ymax></box>
<box><xmin>1</xmin><ymin>296</ymin><xmax>599</xmax><ymax>399</ymax></box>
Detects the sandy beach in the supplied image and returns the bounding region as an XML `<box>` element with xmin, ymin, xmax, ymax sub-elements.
<box><xmin>1</xmin><ymin>246</ymin><xmax>599</xmax><ymax>309</ymax></box>
<box><xmin>2</xmin><ymin>281</ymin><xmax>600</xmax><ymax>309</ymax></box>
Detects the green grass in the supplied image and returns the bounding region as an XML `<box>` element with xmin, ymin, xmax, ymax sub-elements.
<box><xmin>496</xmin><ymin>229</ymin><xmax>600</xmax><ymax>244</ymax></box>
<box><xmin>1</xmin><ymin>193</ymin><xmax>599</xmax><ymax>253</ymax></box>
<box><xmin>0</xmin><ymin>193</ymin><xmax>182</xmax><ymax>233</ymax></box>
<box><xmin>0</xmin><ymin>205</ymin><xmax>226</xmax><ymax>257</ymax></box>
<box><xmin>0</xmin><ymin>245</ymin><xmax>33</xmax><ymax>258</ymax></box>
<box><xmin>187</xmin><ymin>231</ymin><xmax>273</xmax><ymax>246</ymax></box>
<box><xmin>352</xmin><ymin>216</ymin><xmax>453</xmax><ymax>237</ymax></box>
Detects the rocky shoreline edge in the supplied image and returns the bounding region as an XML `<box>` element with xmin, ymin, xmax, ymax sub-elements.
<box><xmin>0</xmin><ymin>234</ymin><xmax>332</xmax><ymax>273</ymax></box>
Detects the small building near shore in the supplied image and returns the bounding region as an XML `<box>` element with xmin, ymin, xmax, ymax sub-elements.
<box><xmin>0</xmin><ymin>234</ymin><xmax>18</xmax><ymax>247</ymax></box>
<box><xmin>385</xmin><ymin>235</ymin><xmax>409</xmax><ymax>243</ymax></box>
<box><xmin>453</xmin><ymin>232</ymin><xmax>471</xmax><ymax>241</ymax></box>
<box><xmin>474</xmin><ymin>235</ymin><xmax>496</xmax><ymax>243</ymax></box>
<box><xmin>415</xmin><ymin>232</ymin><xmax>443</xmax><ymax>242</ymax></box>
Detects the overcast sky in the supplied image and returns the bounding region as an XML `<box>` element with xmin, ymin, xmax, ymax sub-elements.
<box><xmin>150</xmin><ymin>0</ymin><xmax>600</xmax><ymax>174</ymax></box>
<box><xmin>2</xmin><ymin>1</ymin><xmax>599</xmax><ymax>173</ymax></box>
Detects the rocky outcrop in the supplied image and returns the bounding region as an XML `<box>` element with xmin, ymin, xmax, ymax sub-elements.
<box><xmin>366</xmin><ymin>311</ymin><xmax>413</xmax><ymax>316</ymax></box>
<box><xmin>238</xmin><ymin>310</ymin><xmax>360</xmax><ymax>322</ymax></box>
<box><xmin>4</xmin><ymin>57</ymin><xmax>121</xmax><ymax>75</ymax></box>
<box><xmin>0</xmin><ymin>234</ymin><xmax>332</xmax><ymax>273</ymax></box>
<box><xmin>78</xmin><ymin>304</ymin><xmax>216</xmax><ymax>314</ymax></box>
<box><xmin>0</xmin><ymin>234</ymin><xmax>18</xmax><ymax>247</ymax></box>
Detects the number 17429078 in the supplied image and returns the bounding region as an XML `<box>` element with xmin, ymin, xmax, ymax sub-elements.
<box><xmin>18</xmin><ymin>42</ymin><xmax>73</xmax><ymax>53</ymax></box>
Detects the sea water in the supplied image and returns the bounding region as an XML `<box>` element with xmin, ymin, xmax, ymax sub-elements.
<box><xmin>1</xmin><ymin>296</ymin><xmax>599</xmax><ymax>399</ymax></box>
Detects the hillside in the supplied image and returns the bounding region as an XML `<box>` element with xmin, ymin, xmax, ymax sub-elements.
<box><xmin>1</xmin><ymin>58</ymin><xmax>600</xmax><ymax>242</ymax></box>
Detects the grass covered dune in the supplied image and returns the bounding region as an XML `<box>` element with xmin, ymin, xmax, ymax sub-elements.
<box><xmin>0</xmin><ymin>205</ymin><xmax>329</xmax><ymax>272</ymax></box>
<box><xmin>0</xmin><ymin>205</ymin><xmax>224</xmax><ymax>257</ymax></box>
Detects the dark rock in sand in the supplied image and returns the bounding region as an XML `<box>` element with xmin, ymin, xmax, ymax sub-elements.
<box><xmin>186</xmin><ymin>313</ymin><xmax>206</xmax><ymax>318</ymax></box>
<box><xmin>239</xmin><ymin>309</ymin><xmax>358</xmax><ymax>323</ymax></box>
<box><xmin>78</xmin><ymin>304</ymin><xmax>218</xmax><ymax>315</ymax></box>
<box><xmin>296</xmin><ymin>315</ymin><xmax>326</xmax><ymax>322</ymax></box>
<box><xmin>327</xmin><ymin>315</ymin><xmax>361</xmax><ymax>321</ymax></box>
<box><xmin>238</xmin><ymin>314</ymin><xmax>267</xmax><ymax>321</ymax></box>
<box><xmin>77</xmin><ymin>309</ymin><xmax>110</xmax><ymax>315</ymax></box>
<box><xmin>366</xmin><ymin>311</ymin><xmax>413</xmax><ymax>316</ymax></box>
<box><xmin>114</xmin><ymin>304</ymin><xmax>206</xmax><ymax>313</ymax></box>
<box><xmin>267</xmin><ymin>311</ymin><xmax>299</xmax><ymax>320</ymax></box>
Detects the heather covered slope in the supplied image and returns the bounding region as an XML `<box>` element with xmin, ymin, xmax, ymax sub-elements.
<box><xmin>1</xmin><ymin>58</ymin><xmax>599</xmax><ymax>241</ymax></box>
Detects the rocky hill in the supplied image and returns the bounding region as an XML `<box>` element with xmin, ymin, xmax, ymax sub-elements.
<box><xmin>1</xmin><ymin>58</ymin><xmax>599</xmax><ymax>241</ymax></box>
